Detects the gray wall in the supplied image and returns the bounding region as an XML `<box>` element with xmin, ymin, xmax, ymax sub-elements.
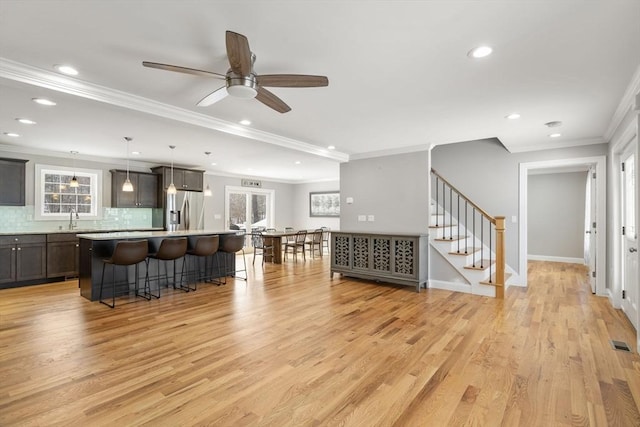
<box><xmin>340</xmin><ymin>151</ymin><xmax>430</xmax><ymax>233</ymax></box>
<box><xmin>528</xmin><ymin>171</ymin><xmax>587</xmax><ymax>259</ymax></box>
<box><xmin>292</xmin><ymin>181</ymin><xmax>341</xmax><ymax>231</ymax></box>
<box><xmin>202</xmin><ymin>174</ymin><xmax>295</xmax><ymax>231</ymax></box>
<box><xmin>431</xmin><ymin>139</ymin><xmax>608</xmax><ymax>273</ymax></box>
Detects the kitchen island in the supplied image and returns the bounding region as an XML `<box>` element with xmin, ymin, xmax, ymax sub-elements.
<box><xmin>78</xmin><ymin>230</ymin><xmax>239</xmax><ymax>301</ymax></box>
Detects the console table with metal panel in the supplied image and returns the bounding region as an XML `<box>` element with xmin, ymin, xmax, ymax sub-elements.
<box><xmin>330</xmin><ymin>231</ymin><xmax>428</xmax><ymax>292</ymax></box>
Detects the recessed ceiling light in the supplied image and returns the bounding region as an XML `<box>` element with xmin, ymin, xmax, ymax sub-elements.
<box><xmin>468</xmin><ymin>45</ymin><xmax>493</xmax><ymax>59</ymax></box>
<box><xmin>505</xmin><ymin>113</ymin><xmax>521</xmax><ymax>120</ymax></box>
<box><xmin>4</xmin><ymin>132</ymin><xmax>20</xmax><ymax>137</ymax></box>
<box><xmin>16</xmin><ymin>118</ymin><xmax>37</xmax><ymax>125</ymax></box>
<box><xmin>131</xmin><ymin>151</ymin><xmax>141</xmax><ymax>155</ymax></box>
<box><xmin>327</xmin><ymin>145</ymin><xmax>335</xmax><ymax>150</ymax></box>
<box><xmin>549</xmin><ymin>133</ymin><xmax>562</xmax><ymax>138</ymax></box>
<box><xmin>294</xmin><ymin>161</ymin><xmax>301</xmax><ymax>165</ymax></box>
<box><xmin>545</xmin><ymin>121</ymin><xmax>563</xmax><ymax>128</ymax></box>
<box><xmin>54</xmin><ymin>64</ymin><xmax>79</xmax><ymax>76</ymax></box>
<box><xmin>32</xmin><ymin>98</ymin><xmax>56</xmax><ymax>106</ymax></box>
<box><xmin>210</xmin><ymin>162</ymin><xmax>217</xmax><ymax>166</ymax></box>
<box><xmin>239</xmin><ymin>119</ymin><xmax>251</xmax><ymax>126</ymax></box>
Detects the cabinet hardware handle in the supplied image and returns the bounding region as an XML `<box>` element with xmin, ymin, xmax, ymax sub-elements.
<box><xmin>11</xmin><ymin>247</ymin><xmax>15</xmax><ymax>251</ymax></box>
<box><xmin>17</xmin><ymin>247</ymin><xmax>21</xmax><ymax>251</ymax></box>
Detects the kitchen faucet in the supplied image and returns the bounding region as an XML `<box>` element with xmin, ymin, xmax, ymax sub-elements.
<box><xmin>69</xmin><ymin>208</ymin><xmax>79</xmax><ymax>230</ymax></box>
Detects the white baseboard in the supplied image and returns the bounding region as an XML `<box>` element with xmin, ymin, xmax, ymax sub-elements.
<box><xmin>428</xmin><ymin>280</ymin><xmax>496</xmax><ymax>298</ymax></box>
<box><xmin>428</xmin><ymin>280</ymin><xmax>472</xmax><ymax>294</ymax></box>
<box><xmin>527</xmin><ymin>254</ymin><xmax>585</xmax><ymax>264</ymax></box>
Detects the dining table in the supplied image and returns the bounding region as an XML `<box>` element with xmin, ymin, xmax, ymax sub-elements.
<box><xmin>257</xmin><ymin>229</ymin><xmax>323</xmax><ymax>264</ymax></box>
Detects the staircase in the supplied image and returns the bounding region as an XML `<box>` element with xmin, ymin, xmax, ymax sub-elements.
<box><xmin>429</xmin><ymin>169</ymin><xmax>510</xmax><ymax>298</ymax></box>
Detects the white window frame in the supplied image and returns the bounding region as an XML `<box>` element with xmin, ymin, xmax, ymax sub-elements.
<box><xmin>35</xmin><ymin>164</ymin><xmax>103</xmax><ymax>220</ymax></box>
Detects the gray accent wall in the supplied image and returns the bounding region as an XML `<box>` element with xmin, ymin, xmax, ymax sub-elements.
<box><xmin>340</xmin><ymin>151</ymin><xmax>430</xmax><ymax>233</ymax></box>
<box><xmin>431</xmin><ymin>139</ymin><xmax>608</xmax><ymax>273</ymax></box>
<box><xmin>528</xmin><ymin>171</ymin><xmax>588</xmax><ymax>259</ymax></box>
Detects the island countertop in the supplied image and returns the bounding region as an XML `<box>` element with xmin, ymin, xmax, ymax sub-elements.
<box><xmin>77</xmin><ymin>229</ymin><xmax>238</xmax><ymax>240</ymax></box>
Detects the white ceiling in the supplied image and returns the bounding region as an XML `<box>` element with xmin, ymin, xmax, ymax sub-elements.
<box><xmin>1</xmin><ymin>1</ymin><xmax>639</xmax><ymax>183</ymax></box>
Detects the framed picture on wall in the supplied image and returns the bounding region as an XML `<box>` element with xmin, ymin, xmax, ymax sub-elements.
<box><xmin>309</xmin><ymin>191</ymin><xmax>340</xmax><ymax>217</ymax></box>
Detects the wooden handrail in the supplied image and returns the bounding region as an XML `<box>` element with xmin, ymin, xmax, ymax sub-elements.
<box><xmin>431</xmin><ymin>168</ymin><xmax>496</xmax><ymax>224</ymax></box>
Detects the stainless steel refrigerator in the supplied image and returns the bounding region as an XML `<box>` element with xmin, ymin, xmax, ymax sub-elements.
<box><xmin>166</xmin><ymin>190</ymin><xmax>205</xmax><ymax>231</ymax></box>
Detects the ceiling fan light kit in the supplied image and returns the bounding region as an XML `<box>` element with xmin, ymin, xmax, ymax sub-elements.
<box><xmin>143</xmin><ymin>30</ymin><xmax>328</xmax><ymax>113</ymax></box>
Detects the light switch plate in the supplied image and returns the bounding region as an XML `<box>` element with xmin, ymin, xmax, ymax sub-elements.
<box><xmin>214</xmin><ymin>214</ymin><xmax>221</xmax><ymax>220</ymax></box>
<box><xmin>346</xmin><ymin>197</ymin><xmax>354</xmax><ymax>204</ymax></box>
<box><xmin>367</xmin><ymin>215</ymin><xmax>375</xmax><ymax>222</ymax></box>
<box><xmin>358</xmin><ymin>215</ymin><xmax>366</xmax><ymax>222</ymax></box>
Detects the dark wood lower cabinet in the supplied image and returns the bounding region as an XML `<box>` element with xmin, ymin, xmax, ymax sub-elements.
<box><xmin>0</xmin><ymin>235</ymin><xmax>47</xmax><ymax>287</ymax></box>
<box><xmin>47</xmin><ymin>234</ymin><xmax>79</xmax><ymax>278</ymax></box>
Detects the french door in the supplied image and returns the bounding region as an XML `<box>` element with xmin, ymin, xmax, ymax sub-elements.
<box><xmin>225</xmin><ymin>186</ymin><xmax>275</xmax><ymax>235</ymax></box>
<box><xmin>621</xmin><ymin>149</ymin><xmax>638</xmax><ymax>330</ymax></box>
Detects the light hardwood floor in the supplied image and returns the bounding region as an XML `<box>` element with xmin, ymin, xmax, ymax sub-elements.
<box><xmin>1</xmin><ymin>258</ymin><xmax>639</xmax><ymax>426</ymax></box>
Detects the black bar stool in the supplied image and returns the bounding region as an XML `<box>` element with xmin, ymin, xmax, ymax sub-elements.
<box><xmin>219</xmin><ymin>233</ymin><xmax>247</xmax><ymax>282</ymax></box>
<box><xmin>186</xmin><ymin>235</ymin><xmax>221</xmax><ymax>290</ymax></box>
<box><xmin>147</xmin><ymin>237</ymin><xmax>188</xmax><ymax>296</ymax></box>
<box><xmin>99</xmin><ymin>239</ymin><xmax>149</xmax><ymax>309</ymax></box>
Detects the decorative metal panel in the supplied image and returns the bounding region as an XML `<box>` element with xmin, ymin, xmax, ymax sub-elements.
<box><xmin>394</xmin><ymin>238</ymin><xmax>415</xmax><ymax>276</ymax></box>
<box><xmin>372</xmin><ymin>237</ymin><xmax>391</xmax><ymax>272</ymax></box>
<box><xmin>353</xmin><ymin>236</ymin><xmax>370</xmax><ymax>269</ymax></box>
<box><xmin>334</xmin><ymin>235</ymin><xmax>350</xmax><ymax>267</ymax></box>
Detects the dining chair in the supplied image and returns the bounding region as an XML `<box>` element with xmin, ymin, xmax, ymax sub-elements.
<box><xmin>285</xmin><ymin>230</ymin><xmax>307</xmax><ymax>262</ymax></box>
<box><xmin>305</xmin><ymin>229</ymin><xmax>323</xmax><ymax>258</ymax></box>
<box><xmin>252</xmin><ymin>231</ymin><xmax>275</xmax><ymax>266</ymax></box>
<box><xmin>321</xmin><ymin>226</ymin><xmax>330</xmax><ymax>255</ymax></box>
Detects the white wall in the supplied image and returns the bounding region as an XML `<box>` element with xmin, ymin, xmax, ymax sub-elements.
<box><xmin>528</xmin><ymin>171</ymin><xmax>588</xmax><ymax>260</ymax></box>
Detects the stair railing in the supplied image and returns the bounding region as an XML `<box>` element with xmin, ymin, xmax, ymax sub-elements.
<box><xmin>431</xmin><ymin>168</ymin><xmax>506</xmax><ymax>298</ymax></box>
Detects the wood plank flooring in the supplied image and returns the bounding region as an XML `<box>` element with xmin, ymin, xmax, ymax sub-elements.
<box><xmin>1</xmin><ymin>259</ymin><xmax>639</xmax><ymax>426</ymax></box>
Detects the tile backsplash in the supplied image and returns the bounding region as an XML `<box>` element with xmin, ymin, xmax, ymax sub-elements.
<box><xmin>0</xmin><ymin>206</ymin><xmax>157</xmax><ymax>232</ymax></box>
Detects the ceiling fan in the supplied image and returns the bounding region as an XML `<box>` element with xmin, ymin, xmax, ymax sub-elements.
<box><xmin>143</xmin><ymin>30</ymin><xmax>329</xmax><ymax>113</ymax></box>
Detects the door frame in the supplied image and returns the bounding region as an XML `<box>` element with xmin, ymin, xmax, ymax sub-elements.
<box><xmin>611</xmin><ymin>112</ymin><xmax>639</xmax><ymax>348</ymax></box>
<box><xmin>518</xmin><ymin>155</ymin><xmax>607</xmax><ymax>295</ymax></box>
<box><xmin>224</xmin><ymin>185</ymin><xmax>276</xmax><ymax>231</ymax></box>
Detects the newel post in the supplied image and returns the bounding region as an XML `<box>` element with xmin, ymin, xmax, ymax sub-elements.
<box><xmin>495</xmin><ymin>216</ymin><xmax>506</xmax><ymax>299</ymax></box>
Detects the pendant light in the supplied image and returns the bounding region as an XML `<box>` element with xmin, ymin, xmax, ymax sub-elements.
<box><xmin>204</xmin><ymin>151</ymin><xmax>212</xmax><ymax>196</ymax></box>
<box><xmin>167</xmin><ymin>145</ymin><xmax>177</xmax><ymax>195</ymax></box>
<box><xmin>69</xmin><ymin>151</ymin><xmax>79</xmax><ymax>188</ymax></box>
<box><xmin>122</xmin><ymin>137</ymin><xmax>134</xmax><ymax>192</ymax></box>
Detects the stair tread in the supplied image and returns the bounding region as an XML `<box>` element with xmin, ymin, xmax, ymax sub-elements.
<box><xmin>448</xmin><ymin>248</ymin><xmax>481</xmax><ymax>256</ymax></box>
<box><xmin>434</xmin><ymin>235</ymin><xmax>468</xmax><ymax>242</ymax></box>
<box><xmin>480</xmin><ymin>272</ymin><xmax>512</xmax><ymax>286</ymax></box>
<box><xmin>463</xmin><ymin>259</ymin><xmax>494</xmax><ymax>271</ymax></box>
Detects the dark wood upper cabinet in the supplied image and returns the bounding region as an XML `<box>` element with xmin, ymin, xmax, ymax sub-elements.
<box><xmin>110</xmin><ymin>170</ymin><xmax>159</xmax><ymax>208</ymax></box>
<box><xmin>0</xmin><ymin>158</ymin><xmax>27</xmax><ymax>206</ymax></box>
<box><xmin>151</xmin><ymin>166</ymin><xmax>204</xmax><ymax>192</ymax></box>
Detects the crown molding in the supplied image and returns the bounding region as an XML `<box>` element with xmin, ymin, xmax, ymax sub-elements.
<box><xmin>0</xmin><ymin>57</ymin><xmax>349</xmax><ymax>163</ymax></box>
<box><xmin>604</xmin><ymin>63</ymin><xmax>640</xmax><ymax>141</ymax></box>
<box><xmin>349</xmin><ymin>143</ymin><xmax>431</xmax><ymax>161</ymax></box>
<box><xmin>506</xmin><ymin>137</ymin><xmax>605</xmax><ymax>154</ymax></box>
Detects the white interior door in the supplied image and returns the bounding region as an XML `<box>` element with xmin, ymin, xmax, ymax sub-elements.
<box><xmin>621</xmin><ymin>151</ymin><xmax>638</xmax><ymax>330</ymax></box>
<box><xmin>584</xmin><ymin>168</ymin><xmax>597</xmax><ymax>293</ymax></box>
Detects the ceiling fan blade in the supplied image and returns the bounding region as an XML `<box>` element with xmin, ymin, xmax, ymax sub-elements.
<box><xmin>257</xmin><ymin>74</ymin><xmax>329</xmax><ymax>88</ymax></box>
<box><xmin>226</xmin><ymin>31</ymin><xmax>252</xmax><ymax>76</ymax></box>
<box><xmin>197</xmin><ymin>86</ymin><xmax>229</xmax><ymax>107</ymax></box>
<box><xmin>142</xmin><ymin>61</ymin><xmax>225</xmax><ymax>79</ymax></box>
<box><xmin>255</xmin><ymin>87</ymin><xmax>291</xmax><ymax>113</ymax></box>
